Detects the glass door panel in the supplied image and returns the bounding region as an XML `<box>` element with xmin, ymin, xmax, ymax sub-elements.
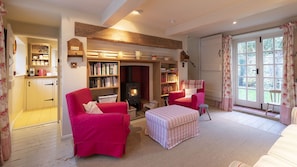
<box><xmin>235</xmin><ymin>40</ymin><xmax>259</xmax><ymax>107</ymax></box>
<box><xmin>262</xmin><ymin>36</ymin><xmax>283</xmax><ymax>105</ymax></box>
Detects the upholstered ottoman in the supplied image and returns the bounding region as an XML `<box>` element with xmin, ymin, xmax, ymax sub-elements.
<box><xmin>145</xmin><ymin>105</ymin><xmax>199</xmax><ymax>149</ymax></box>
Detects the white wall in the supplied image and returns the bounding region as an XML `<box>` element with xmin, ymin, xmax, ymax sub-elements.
<box><xmin>60</xmin><ymin>16</ymin><xmax>88</xmax><ymax>136</ymax></box>
<box><xmin>15</xmin><ymin>36</ymin><xmax>27</xmax><ymax>75</ymax></box>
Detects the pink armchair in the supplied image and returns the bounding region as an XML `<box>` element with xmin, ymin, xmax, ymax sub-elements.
<box><xmin>65</xmin><ymin>88</ymin><xmax>130</xmax><ymax>158</ymax></box>
<box><xmin>168</xmin><ymin>80</ymin><xmax>205</xmax><ymax>110</ymax></box>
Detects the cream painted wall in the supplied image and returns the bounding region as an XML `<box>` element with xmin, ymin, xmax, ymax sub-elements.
<box><xmin>9</xmin><ymin>76</ymin><xmax>25</xmax><ymax>127</ymax></box>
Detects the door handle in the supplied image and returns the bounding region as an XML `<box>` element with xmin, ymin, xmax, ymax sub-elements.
<box><xmin>252</xmin><ymin>68</ymin><xmax>259</xmax><ymax>74</ymax></box>
<box><xmin>44</xmin><ymin>83</ymin><xmax>54</xmax><ymax>86</ymax></box>
<box><xmin>44</xmin><ymin>98</ymin><xmax>54</xmax><ymax>101</ymax></box>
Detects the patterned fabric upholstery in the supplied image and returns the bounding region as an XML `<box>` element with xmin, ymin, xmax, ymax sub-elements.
<box><xmin>145</xmin><ymin>105</ymin><xmax>199</xmax><ymax>149</ymax></box>
<box><xmin>180</xmin><ymin>80</ymin><xmax>204</xmax><ymax>92</ymax></box>
<box><xmin>168</xmin><ymin>80</ymin><xmax>205</xmax><ymax>110</ymax></box>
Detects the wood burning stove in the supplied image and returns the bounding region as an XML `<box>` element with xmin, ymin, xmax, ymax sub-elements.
<box><xmin>121</xmin><ymin>66</ymin><xmax>141</xmax><ymax>110</ymax></box>
<box><xmin>122</xmin><ymin>82</ymin><xmax>141</xmax><ymax>110</ymax></box>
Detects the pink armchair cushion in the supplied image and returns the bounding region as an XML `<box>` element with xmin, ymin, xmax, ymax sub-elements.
<box><xmin>168</xmin><ymin>80</ymin><xmax>205</xmax><ymax>110</ymax></box>
<box><xmin>66</xmin><ymin>88</ymin><xmax>130</xmax><ymax>158</ymax></box>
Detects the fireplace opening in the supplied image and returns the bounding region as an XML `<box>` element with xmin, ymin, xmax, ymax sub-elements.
<box><xmin>120</xmin><ymin>65</ymin><xmax>149</xmax><ymax>111</ymax></box>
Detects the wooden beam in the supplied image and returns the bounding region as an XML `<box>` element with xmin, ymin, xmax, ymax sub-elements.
<box><xmin>75</xmin><ymin>22</ymin><xmax>182</xmax><ymax>49</ymax></box>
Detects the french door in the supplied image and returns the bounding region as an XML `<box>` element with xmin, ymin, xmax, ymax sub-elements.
<box><xmin>233</xmin><ymin>32</ymin><xmax>283</xmax><ymax>109</ymax></box>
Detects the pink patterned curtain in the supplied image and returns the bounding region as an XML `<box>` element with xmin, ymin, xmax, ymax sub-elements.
<box><xmin>280</xmin><ymin>22</ymin><xmax>297</xmax><ymax>125</ymax></box>
<box><xmin>0</xmin><ymin>1</ymin><xmax>11</xmax><ymax>164</ymax></box>
<box><xmin>220</xmin><ymin>35</ymin><xmax>233</xmax><ymax>111</ymax></box>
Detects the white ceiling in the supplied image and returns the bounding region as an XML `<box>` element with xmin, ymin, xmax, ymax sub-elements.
<box><xmin>3</xmin><ymin>0</ymin><xmax>297</xmax><ymax>37</ymax></box>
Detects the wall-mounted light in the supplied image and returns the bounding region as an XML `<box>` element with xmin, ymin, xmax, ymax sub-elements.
<box><xmin>180</xmin><ymin>50</ymin><xmax>189</xmax><ymax>67</ymax></box>
<box><xmin>180</xmin><ymin>50</ymin><xmax>196</xmax><ymax>68</ymax></box>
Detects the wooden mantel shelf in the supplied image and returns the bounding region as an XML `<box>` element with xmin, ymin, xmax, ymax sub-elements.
<box><xmin>75</xmin><ymin>22</ymin><xmax>182</xmax><ymax>50</ymax></box>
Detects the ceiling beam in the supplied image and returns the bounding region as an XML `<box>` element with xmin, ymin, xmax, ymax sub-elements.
<box><xmin>75</xmin><ymin>22</ymin><xmax>182</xmax><ymax>49</ymax></box>
<box><xmin>101</xmin><ymin>0</ymin><xmax>146</xmax><ymax>27</ymax></box>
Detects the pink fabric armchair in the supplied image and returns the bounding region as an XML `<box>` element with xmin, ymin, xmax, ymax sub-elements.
<box><xmin>65</xmin><ymin>88</ymin><xmax>130</xmax><ymax>158</ymax></box>
<box><xmin>168</xmin><ymin>80</ymin><xmax>205</xmax><ymax>110</ymax></box>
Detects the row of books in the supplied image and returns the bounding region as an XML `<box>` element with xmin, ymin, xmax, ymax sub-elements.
<box><xmin>89</xmin><ymin>62</ymin><xmax>118</xmax><ymax>76</ymax></box>
<box><xmin>161</xmin><ymin>74</ymin><xmax>177</xmax><ymax>82</ymax></box>
<box><xmin>161</xmin><ymin>85</ymin><xmax>174</xmax><ymax>94</ymax></box>
<box><xmin>89</xmin><ymin>76</ymin><xmax>118</xmax><ymax>88</ymax></box>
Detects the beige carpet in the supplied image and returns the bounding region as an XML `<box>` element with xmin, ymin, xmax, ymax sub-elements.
<box><xmin>75</xmin><ymin>111</ymin><xmax>280</xmax><ymax>167</ymax></box>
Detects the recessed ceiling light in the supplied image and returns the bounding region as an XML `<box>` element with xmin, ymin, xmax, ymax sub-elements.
<box><xmin>170</xmin><ymin>19</ymin><xmax>176</xmax><ymax>24</ymax></box>
<box><xmin>233</xmin><ymin>21</ymin><xmax>237</xmax><ymax>25</ymax></box>
<box><xmin>131</xmin><ymin>10</ymin><xmax>143</xmax><ymax>15</ymax></box>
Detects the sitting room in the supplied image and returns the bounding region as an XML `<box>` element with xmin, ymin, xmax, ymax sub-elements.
<box><xmin>2</xmin><ymin>0</ymin><xmax>297</xmax><ymax>167</ymax></box>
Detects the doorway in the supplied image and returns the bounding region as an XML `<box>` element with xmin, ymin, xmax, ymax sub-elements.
<box><xmin>233</xmin><ymin>30</ymin><xmax>283</xmax><ymax>116</ymax></box>
<box><xmin>12</xmin><ymin>36</ymin><xmax>59</xmax><ymax>129</ymax></box>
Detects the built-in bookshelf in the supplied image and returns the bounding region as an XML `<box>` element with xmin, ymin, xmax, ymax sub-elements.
<box><xmin>87</xmin><ymin>59</ymin><xmax>120</xmax><ymax>101</ymax></box>
<box><xmin>88</xmin><ymin>62</ymin><xmax>118</xmax><ymax>88</ymax></box>
<box><xmin>160</xmin><ymin>61</ymin><xmax>178</xmax><ymax>97</ymax></box>
<box><xmin>30</xmin><ymin>43</ymin><xmax>50</xmax><ymax>66</ymax></box>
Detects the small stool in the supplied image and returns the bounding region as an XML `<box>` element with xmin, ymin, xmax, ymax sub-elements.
<box><xmin>199</xmin><ymin>104</ymin><xmax>211</xmax><ymax>120</ymax></box>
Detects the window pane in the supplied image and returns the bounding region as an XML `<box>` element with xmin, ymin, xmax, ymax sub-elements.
<box><xmin>275</xmin><ymin>50</ymin><xmax>283</xmax><ymax>64</ymax></box>
<box><xmin>238</xmin><ymin>54</ymin><xmax>246</xmax><ymax>65</ymax></box>
<box><xmin>248</xmin><ymin>89</ymin><xmax>256</xmax><ymax>101</ymax></box>
<box><xmin>247</xmin><ymin>41</ymin><xmax>256</xmax><ymax>52</ymax></box>
<box><xmin>238</xmin><ymin>77</ymin><xmax>246</xmax><ymax>87</ymax></box>
<box><xmin>238</xmin><ymin>88</ymin><xmax>246</xmax><ymax>100</ymax></box>
<box><xmin>263</xmin><ymin>78</ymin><xmax>274</xmax><ymax>90</ymax></box>
<box><xmin>263</xmin><ymin>51</ymin><xmax>273</xmax><ymax>64</ymax></box>
<box><xmin>247</xmin><ymin>66</ymin><xmax>256</xmax><ymax>77</ymax></box>
<box><xmin>275</xmin><ymin>37</ymin><xmax>283</xmax><ymax>50</ymax></box>
<box><xmin>238</xmin><ymin>42</ymin><xmax>246</xmax><ymax>53</ymax></box>
<box><xmin>263</xmin><ymin>65</ymin><xmax>274</xmax><ymax>77</ymax></box>
<box><xmin>275</xmin><ymin>65</ymin><xmax>283</xmax><ymax>78</ymax></box>
<box><xmin>238</xmin><ymin>66</ymin><xmax>246</xmax><ymax>77</ymax></box>
<box><xmin>275</xmin><ymin>79</ymin><xmax>282</xmax><ymax>90</ymax></box>
<box><xmin>263</xmin><ymin>38</ymin><xmax>273</xmax><ymax>51</ymax></box>
<box><xmin>264</xmin><ymin>91</ymin><xmax>270</xmax><ymax>103</ymax></box>
<box><xmin>247</xmin><ymin>78</ymin><xmax>256</xmax><ymax>88</ymax></box>
<box><xmin>247</xmin><ymin>53</ymin><xmax>256</xmax><ymax>64</ymax></box>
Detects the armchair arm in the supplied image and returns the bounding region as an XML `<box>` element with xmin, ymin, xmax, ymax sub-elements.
<box><xmin>97</xmin><ymin>102</ymin><xmax>128</xmax><ymax>114</ymax></box>
<box><xmin>168</xmin><ymin>91</ymin><xmax>185</xmax><ymax>105</ymax></box>
<box><xmin>191</xmin><ymin>92</ymin><xmax>205</xmax><ymax>110</ymax></box>
<box><xmin>72</xmin><ymin>113</ymin><xmax>130</xmax><ymax>143</ymax></box>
